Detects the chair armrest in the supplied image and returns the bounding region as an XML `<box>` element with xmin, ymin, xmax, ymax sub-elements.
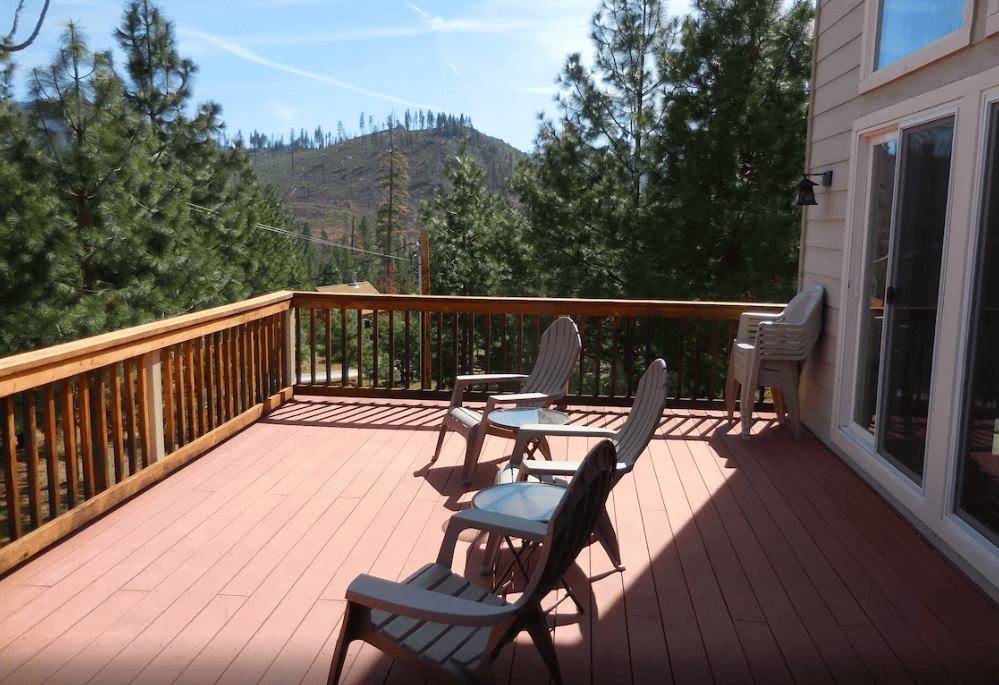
<box><xmin>483</xmin><ymin>393</ymin><xmax>555</xmax><ymax>413</ymax></box>
<box><xmin>510</xmin><ymin>425</ymin><xmax>618</xmax><ymax>465</ymax></box>
<box><xmin>518</xmin><ymin>458</ymin><xmax>630</xmax><ymax>481</ymax></box>
<box><xmin>436</xmin><ymin>508</ymin><xmax>547</xmax><ymax>567</ymax></box>
<box><xmin>736</xmin><ymin>311</ymin><xmax>783</xmax><ymax>342</ymax></box>
<box><xmin>450</xmin><ymin>374</ymin><xmax>529</xmax><ymax>406</ymax></box>
<box><xmin>346</xmin><ymin>573</ymin><xmax>515</xmax><ymax>626</ymax></box>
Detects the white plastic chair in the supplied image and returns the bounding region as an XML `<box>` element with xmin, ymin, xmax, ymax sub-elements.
<box><xmin>724</xmin><ymin>284</ymin><xmax>824</xmax><ymax>439</ymax></box>
<box><xmin>432</xmin><ymin>317</ymin><xmax>581</xmax><ymax>484</ymax></box>
<box><xmin>491</xmin><ymin>359</ymin><xmax>668</xmax><ymax>570</ymax></box>
<box><xmin>327</xmin><ymin>440</ymin><xmax>617</xmax><ymax>685</ymax></box>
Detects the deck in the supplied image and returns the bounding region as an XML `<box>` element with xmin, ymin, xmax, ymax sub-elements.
<box><xmin>1</xmin><ymin>397</ymin><xmax>997</xmax><ymax>685</ymax></box>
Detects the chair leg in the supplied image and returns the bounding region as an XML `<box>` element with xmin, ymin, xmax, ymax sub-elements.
<box><xmin>594</xmin><ymin>507</ymin><xmax>623</xmax><ymax>571</ymax></box>
<box><xmin>725</xmin><ymin>363</ymin><xmax>739</xmax><ymax>419</ymax></box>
<box><xmin>327</xmin><ymin>602</ymin><xmax>365</xmax><ymax>685</ymax></box>
<box><xmin>781</xmin><ymin>377</ymin><xmax>803</xmax><ymax>439</ymax></box>
<box><xmin>432</xmin><ymin>423</ymin><xmax>449</xmax><ymax>462</ymax></box>
<box><xmin>461</xmin><ymin>423</ymin><xmax>487</xmax><ymax>485</ymax></box>
<box><xmin>739</xmin><ymin>378</ymin><xmax>754</xmax><ymax>440</ymax></box>
<box><xmin>522</xmin><ymin>607</ymin><xmax>563</xmax><ymax>685</ymax></box>
<box><xmin>772</xmin><ymin>388</ymin><xmax>786</xmax><ymax>425</ymax></box>
<box><xmin>480</xmin><ymin>532</ymin><xmax>502</xmax><ymax>575</ymax></box>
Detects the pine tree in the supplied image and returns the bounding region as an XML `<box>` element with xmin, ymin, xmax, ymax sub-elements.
<box><xmin>420</xmin><ymin>141</ymin><xmax>532</xmax><ymax>297</ymax></box>
<box><xmin>375</xmin><ymin>128</ymin><xmax>410</xmax><ymax>291</ymax></box>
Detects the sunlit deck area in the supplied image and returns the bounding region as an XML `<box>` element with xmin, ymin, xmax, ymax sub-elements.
<box><xmin>1</xmin><ymin>396</ymin><xmax>998</xmax><ymax>685</ymax></box>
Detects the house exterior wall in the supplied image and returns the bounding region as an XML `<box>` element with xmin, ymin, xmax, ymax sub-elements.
<box><xmin>799</xmin><ymin>0</ymin><xmax>999</xmax><ymax>599</ymax></box>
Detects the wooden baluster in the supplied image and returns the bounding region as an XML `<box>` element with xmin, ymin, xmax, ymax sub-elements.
<box><xmin>500</xmin><ymin>315</ymin><xmax>507</xmax><ymax>374</ymax></box>
<box><xmin>251</xmin><ymin>321</ymin><xmax>261</xmax><ymax>404</ymax></box>
<box><xmin>78</xmin><ymin>373</ymin><xmax>95</xmax><ymax>499</ymax></box>
<box><xmin>42</xmin><ymin>385</ymin><xmax>60</xmax><ymax>518</ymax></box>
<box><xmin>436</xmin><ymin>312</ymin><xmax>444</xmax><ymax>390</ymax></box>
<box><xmin>2</xmin><ymin>397</ymin><xmax>23</xmax><ymax>541</ymax></box>
<box><xmin>207</xmin><ymin>334</ymin><xmax>218</xmax><ymax>431</ymax></box>
<box><xmin>627</xmin><ymin>317</ymin><xmax>636</xmax><ymax>397</ymax></box>
<box><xmin>242</xmin><ymin>325</ymin><xmax>252</xmax><ymax>410</ymax></box>
<box><xmin>484</xmin><ymin>313</ymin><xmax>491</xmax><ymax>374</ymax></box>
<box><xmin>163</xmin><ymin>348</ymin><xmax>176</xmax><ymax>453</ymax></box>
<box><xmin>175</xmin><ymin>344</ymin><xmax>188</xmax><ymax>446</ymax></box>
<box><xmin>195</xmin><ymin>338</ymin><xmax>207</xmax><ymax>436</ymax></box>
<box><xmin>532</xmin><ymin>315</ymin><xmax>540</xmax><ymax>367</ymax></box>
<box><xmin>110</xmin><ymin>365</ymin><xmax>125</xmax><ymax>484</ymax></box>
<box><xmin>692</xmin><ymin>320</ymin><xmax>704</xmax><ymax>400</ymax></box>
<box><xmin>373</xmin><ymin>309</ymin><xmax>380</xmax><ymax>387</ymax></box>
<box><xmin>92</xmin><ymin>371</ymin><xmax>110</xmax><ymax>493</ymax></box>
<box><xmin>224</xmin><ymin>330</ymin><xmax>235</xmax><ymax>422</ymax></box>
<box><xmin>356</xmin><ymin>310</ymin><xmax>363</xmax><ymax>387</ymax></box>
<box><xmin>517</xmin><ymin>314</ymin><xmax>524</xmax><ymax>374</ymax></box>
<box><xmin>340</xmin><ymin>308</ymin><xmax>348</xmax><ymax>386</ymax></box>
<box><xmin>466</xmin><ymin>313</ymin><xmax>474</xmax><ymax>374</ymax></box>
<box><xmin>309</xmin><ymin>308</ymin><xmax>317</xmax><ymax>385</ymax></box>
<box><xmin>124</xmin><ymin>360</ymin><xmax>139</xmax><ymax>475</ymax></box>
<box><xmin>325</xmin><ymin>309</ymin><xmax>333</xmax><ymax>388</ymax></box>
<box><xmin>388</xmin><ymin>310</ymin><xmax>395</xmax><ymax>389</ymax></box>
<box><xmin>404</xmin><ymin>310</ymin><xmax>412</xmax><ymax>389</ymax></box>
<box><xmin>60</xmin><ymin>380</ymin><xmax>79</xmax><ymax>508</ymax></box>
<box><xmin>577</xmin><ymin>317</ymin><xmax>587</xmax><ymax>397</ymax></box>
<box><xmin>709</xmin><ymin>320</ymin><xmax>720</xmax><ymax>400</ymax></box>
<box><xmin>294</xmin><ymin>308</ymin><xmax>302</xmax><ymax>385</ymax></box>
<box><xmin>644</xmin><ymin>318</ymin><xmax>653</xmax><ymax>370</ymax></box>
<box><xmin>594</xmin><ymin>318</ymin><xmax>603</xmax><ymax>399</ymax></box>
<box><xmin>677</xmin><ymin>321</ymin><xmax>686</xmax><ymax>401</ymax></box>
<box><xmin>24</xmin><ymin>393</ymin><xmax>43</xmax><ymax>528</ymax></box>
<box><xmin>610</xmin><ymin>317</ymin><xmax>620</xmax><ymax>399</ymax></box>
<box><xmin>451</xmin><ymin>312</ymin><xmax>458</xmax><ymax>385</ymax></box>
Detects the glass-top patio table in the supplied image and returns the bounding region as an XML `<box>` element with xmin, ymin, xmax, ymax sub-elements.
<box><xmin>486</xmin><ymin>407</ymin><xmax>570</xmax><ymax>461</ymax></box>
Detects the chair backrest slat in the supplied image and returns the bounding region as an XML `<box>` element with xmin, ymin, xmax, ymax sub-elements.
<box><xmin>522</xmin><ymin>318</ymin><xmax>581</xmax><ymax>399</ymax></box>
<box><xmin>613</xmin><ymin>359</ymin><xmax>668</xmax><ymax>468</ymax></box>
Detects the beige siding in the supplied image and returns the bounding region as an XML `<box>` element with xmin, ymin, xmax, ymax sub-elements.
<box><xmin>799</xmin><ymin>0</ymin><xmax>999</xmax><ymax>441</ymax></box>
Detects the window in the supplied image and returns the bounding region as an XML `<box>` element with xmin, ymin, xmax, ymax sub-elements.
<box><xmin>860</xmin><ymin>0</ymin><xmax>973</xmax><ymax>92</ymax></box>
<box><xmin>875</xmin><ymin>0</ymin><xmax>964</xmax><ymax>71</ymax></box>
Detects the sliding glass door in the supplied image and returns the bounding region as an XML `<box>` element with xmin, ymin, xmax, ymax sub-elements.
<box><xmin>853</xmin><ymin>117</ymin><xmax>955</xmax><ymax>485</ymax></box>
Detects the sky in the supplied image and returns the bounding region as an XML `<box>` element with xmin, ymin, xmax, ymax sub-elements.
<box><xmin>7</xmin><ymin>0</ymin><xmax>694</xmax><ymax>152</ymax></box>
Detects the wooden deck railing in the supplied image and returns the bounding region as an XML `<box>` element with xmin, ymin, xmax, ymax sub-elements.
<box><xmin>290</xmin><ymin>293</ymin><xmax>783</xmax><ymax>406</ymax></box>
<box><xmin>0</xmin><ymin>290</ymin><xmax>782</xmax><ymax>574</ymax></box>
<box><xmin>0</xmin><ymin>292</ymin><xmax>296</xmax><ymax>573</ymax></box>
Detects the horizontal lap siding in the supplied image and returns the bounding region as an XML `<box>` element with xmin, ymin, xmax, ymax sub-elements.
<box><xmin>801</xmin><ymin>0</ymin><xmax>865</xmax><ymax>441</ymax></box>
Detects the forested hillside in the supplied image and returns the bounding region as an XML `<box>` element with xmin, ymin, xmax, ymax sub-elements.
<box><xmin>247</xmin><ymin>123</ymin><xmax>524</xmax><ymax>271</ymax></box>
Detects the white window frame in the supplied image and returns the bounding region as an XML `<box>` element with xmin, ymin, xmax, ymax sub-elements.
<box><xmin>859</xmin><ymin>0</ymin><xmax>975</xmax><ymax>93</ymax></box>
<box><xmin>833</xmin><ymin>66</ymin><xmax>999</xmax><ymax>592</ymax></box>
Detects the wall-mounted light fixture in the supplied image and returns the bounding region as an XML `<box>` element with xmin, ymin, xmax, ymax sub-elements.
<box><xmin>792</xmin><ymin>171</ymin><xmax>833</xmax><ymax>206</ymax></box>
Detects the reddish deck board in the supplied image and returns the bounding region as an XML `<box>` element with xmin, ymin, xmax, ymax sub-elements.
<box><xmin>0</xmin><ymin>398</ymin><xmax>997</xmax><ymax>685</ymax></box>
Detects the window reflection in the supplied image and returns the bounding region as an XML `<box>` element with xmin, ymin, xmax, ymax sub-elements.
<box><xmin>956</xmin><ymin>104</ymin><xmax>999</xmax><ymax>545</ymax></box>
<box><xmin>875</xmin><ymin>0</ymin><xmax>963</xmax><ymax>70</ymax></box>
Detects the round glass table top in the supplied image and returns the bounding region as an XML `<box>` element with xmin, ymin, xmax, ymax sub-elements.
<box><xmin>488</xmin><ymin>407</ymin><xmax>570</xmax><ymax>430</ymax></box>
<box><xmin>471</xmin><ymin>482</ymin><xmax>565</xmax><ymax>521</ymax></box>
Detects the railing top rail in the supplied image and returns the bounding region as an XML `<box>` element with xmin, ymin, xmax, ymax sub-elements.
<box><xmin>0</xmin><ymin>291</ymin><xmax>294</xmax><ymax>397</ymax></box>
<box><xmin>289</xmin><ymin>292</ymin><xmax>786</xmax><ymax>319</ymax></box>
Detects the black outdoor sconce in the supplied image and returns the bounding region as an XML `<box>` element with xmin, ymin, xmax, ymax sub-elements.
<box><xmin>792</xmin><ymin>170</ymin><xmax>833</xmax><ymax>206</ymax></box>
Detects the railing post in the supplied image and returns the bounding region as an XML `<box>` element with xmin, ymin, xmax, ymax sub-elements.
<box><xmin>283</xmin><ymin>308</ymin><xmax>296</xmax><ymax>388</ymax></box>
<box><xmin>141</xmin><ymin>351</ymin><xmax>165</xmax><ymax>464</ymax></box>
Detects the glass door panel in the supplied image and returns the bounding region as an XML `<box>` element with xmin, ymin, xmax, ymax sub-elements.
<box><xmin>956</xmin><ymin>104</ymin><xmax>999</xmax><ymax>545</ymax></box>
<box><xmin>852</xmin><ymin>117</ymin><xmax>954</xmax><ymax>485</ymax></box>
<box><xmin>879</xmin><ymin>118</ymin><xmax>953</xmax><ymax>483</ymax></box>
<box><xmin>855</xmin><ymin>140</ymin><xmax>898</xmax><ymax>435</ymax></box>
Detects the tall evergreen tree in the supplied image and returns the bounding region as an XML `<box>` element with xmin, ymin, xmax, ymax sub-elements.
<box><xmin>420</xmin><ymin>141</ymin><xmax>533</xmax><ymax>297</ymax></box>
<box><xmin>375</xmin><ymin>129</ymin><xmax>410</xmax><ymax>292</ymax></box>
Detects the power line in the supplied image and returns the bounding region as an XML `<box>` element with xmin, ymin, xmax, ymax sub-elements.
<box><xmin>187</xmin><ymin>202</ymin><xmax>409</xmax><ymax>262</ymax></box>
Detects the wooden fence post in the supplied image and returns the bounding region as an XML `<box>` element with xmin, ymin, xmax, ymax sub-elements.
<box><xmin>283</xmin><ymin>308</ymin><xmax>296</xmax><ymax>389</ymax></box>
<box><xmin>141</xmin><ymin>351</ymin><xmax>165</xmax><ymax>464</ymax></box>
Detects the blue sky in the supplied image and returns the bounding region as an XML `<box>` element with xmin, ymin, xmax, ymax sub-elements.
<box><xmin>9</xmin><ymin>0</ymin><xmax>693</xmax><ymax>152</ymax></box>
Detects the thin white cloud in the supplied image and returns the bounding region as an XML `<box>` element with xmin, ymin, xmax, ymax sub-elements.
<box><xmin>449</xmin><ymin>63</ymin><xmax>461</xmax><ymax>77</ymax></box>
<box><xmin>186</xmin><ymin>28</ymin><xmax>430</xmax><ymax>110</ymax></box>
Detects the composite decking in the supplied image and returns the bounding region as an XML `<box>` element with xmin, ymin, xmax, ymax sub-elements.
<box><xmin>0</xmin><ymin>396</ymin><xmax>997</xmax><ymax>685</ymax></box>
